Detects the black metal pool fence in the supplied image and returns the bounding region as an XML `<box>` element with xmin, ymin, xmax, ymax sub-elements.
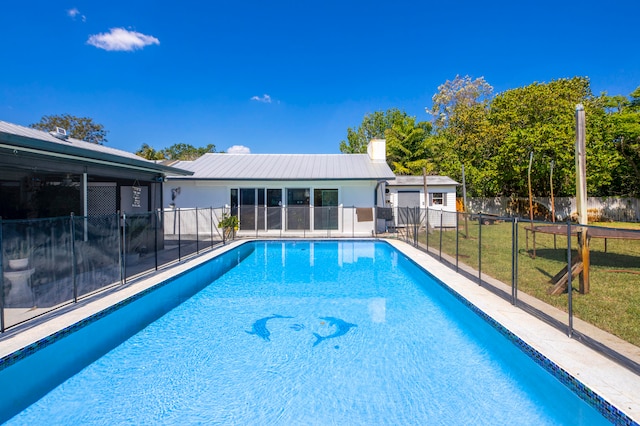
<box><xmin>0</xmin><ymin>208</ymin><xmax>230</xmax><ymax>332</ymax></box>
<box><xmin>1</xmin><ymin>206</ymin><xmax>639</xmax><ymax>375</ymax></box>
<box><xmin>395</xmin><ymin>207</ymin><xmax>640</xmax><ymax>375</ymax></box>
<box><xmin>0</xmin><ymin>205</ymin><xmax>386</xmax><ymax>331</ymax></box>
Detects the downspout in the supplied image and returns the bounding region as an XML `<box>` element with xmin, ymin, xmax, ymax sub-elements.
<box><xmin>373</xmin><ymin>180</ymin><xmax>386</xmax><ymax>235</ymax></box>
<box><xmin>374</xmin><ymin>180</ymin><xmax>386</xmax><ymax>207</ymax></box>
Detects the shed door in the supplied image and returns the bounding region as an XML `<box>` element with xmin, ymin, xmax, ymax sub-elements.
<box><xmin>397</xmin><ymin>191</ymin><xmax>420</xmax><ymax>225</ymax></box>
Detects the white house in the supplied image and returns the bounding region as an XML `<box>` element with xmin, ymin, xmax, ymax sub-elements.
<box><xmin>385</xmin><ymin>175</ymin><xmax>459</xmax><ymax>228</ymax></box>
<box><xmin>164</xmin><ymin>139</ymin><xmax>395</xmax><ymax>237</ymax></box>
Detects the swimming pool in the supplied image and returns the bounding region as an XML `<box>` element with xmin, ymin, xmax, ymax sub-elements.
<box><xmin>0</xmin><ymin>240</ymin><xmax>621</xmax><ymax>424</ymax></box>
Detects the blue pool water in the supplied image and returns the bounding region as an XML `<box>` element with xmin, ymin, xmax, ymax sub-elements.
<box><xmin>2</xmin><ymin>241</ymin><xmax>612</xmax><ymax>424</ymax></box>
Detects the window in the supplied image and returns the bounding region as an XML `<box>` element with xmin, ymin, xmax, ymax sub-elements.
<box><xmin>430</xmin><ymin>192</ymin><xmax>445</xmax><ymax>206</ymax></box>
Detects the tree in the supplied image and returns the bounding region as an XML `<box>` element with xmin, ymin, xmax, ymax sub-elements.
<box><xmin>161</xmin><ymin>143</ymin><xmax>217</xmax><ymax>160</ymax></box>
<box><xmin>339</xmin><ymin>109</ymin><xmax>408</xmax><ymax>154</ymax></box>
<box><xmin>604</xmin><ymin>86</ymin><xmax>640</xmax><ymax>195</ymax></box>
<box><xmin>385</xmin><ymin>117</ymin><xmax>434</xmax><ymax>175</ymax></box>
<box><xmin>487</xmin><ymin>77</ymin><xmax>621</xmax><ymax>197</ymax></box>
<box><xmin>429</xmin><ymin>75</ymin><xmax>493</xmax><ymax>128</ymax></box>
<box><xmin>30</xmin><ymin>114</ymin><xmax>108</xmax><ymax>144</ymax></box>
<box><xmin>135</xmin><ymin>143</ymin><xmax>217</xmax><ymax>161</ymax></box>
<box><xmin>428</xmin><ymin>75</ymin><xmax>498</xmax><ymax>196</ymax></box>
<box><xmin>135</xmin><ymin>143</ymin><xmax>165</xmax><ymax>160</ymax></box>
<box><xmin>339</xmin><ymin>108</ymin><xmax>435</xmax><ymax>174</ymax></box>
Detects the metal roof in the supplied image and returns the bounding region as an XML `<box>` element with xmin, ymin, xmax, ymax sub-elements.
<box><xmin>169</xmin><ymin>153</ymin><xmax>396</xmax><ymax>180</ymax></box>
<box><xmin>0</xmin><ymin>120</ymin><xmax>192</xmax><ymax>176</ymax></box>
<box><xmin>386</xmin><ymin>175</ymin><xmax>459</xmax><ymax>186</ymax></box>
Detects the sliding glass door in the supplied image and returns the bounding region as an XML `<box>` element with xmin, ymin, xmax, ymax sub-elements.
<box><xmin>314</xmin><ymin>189</ymin><xmax>338</xmax><ymax>230</ymax></box>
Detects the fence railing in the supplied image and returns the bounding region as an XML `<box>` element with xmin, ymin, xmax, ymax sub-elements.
<box><xmin>7</xmin><ymin>204</ymin><xmax>638</xmax><ymax>375</ymax></box>
<box><xmin>1</xmin><ymin>205</ymin><xmax>389</xmax><ymax>332</ymax></box>
<box><xmin>0</xmin><ymin>208</ymin><xmax>232</xmax><ymax>332</ymax></box>
<box><xmin>392</xmin><ymin>207</ymin><xmax>640</xmax><ymax>374</ymax></box>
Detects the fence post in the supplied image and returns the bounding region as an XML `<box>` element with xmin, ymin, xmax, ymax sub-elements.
<box><xmin>439</xmin><ymin>209</ymin><xmax>443</xmax><ymax>260</ymax></box>
<box><xmin>416</xmin><ymin>207</ymin><xmax>419</xmax><ymax>246</ymax></box>
<box><xmin>210</xmin><ymin>207</ymin><xmax>214</xmax><ymax>248</ymax></box>
<box><xmin>478</xmin><ymin>213</ymin><xmax>482</xmax><ymax>286</ymax></box>
<box><xmin>352</xmin><ymin>207</ymin><xmax>354</xmax><ymax>238</ymax></box>
<box><xmin>425</xmin><ymin>207</ymin><xmax>429</xmax><ymax>250</ymax></box>
<box><xmin>195</xmin><ymin>207</ymin><xmax>200</xmax><ymax>254</ymax></box>
<box><xmin>567</xmin><ymin>220</ymin><xmax>573</xmax><ymax>337</ymax></box>
<box><xmin>121</xmin><ymin>212</ymin><xmax>126</xmax><ymax>284</ymax></box>
<box><xmin>70</xmin><ymin>213</ymin><xmax>78</xmax><ymax>303</ymax></box>
<box><xmin>154</xmin><ymin>210</ymin><xmax>159</xmax><ymax>271</ymax></box>
<box><xmin>222</xmin><ymin>206</ymin><xmax>226</xmax><ymax>245</ymax></box>
<box><xmin>0</xmin><ymin>216</ymin><xmax>5</xmax><ymax>333</ymax></box>
<box><xmin>455</xmin><ymin>211</ymin><xmax>459</xmax><ymax>272</ymax></box>
<box><xmin>511</xmin><ymin>217</ymin><xmax>518</xmax><ymax>305</ymax></box>
<box><xmin>178</xmin><ymin>208</ymin><xmax>182</xmax><ymax>261</ymax></box>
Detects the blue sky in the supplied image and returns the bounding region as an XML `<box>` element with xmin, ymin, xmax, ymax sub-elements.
<box><xmin>1</xmin><ymin>1</ymin><xmax>639</xmax><ymax>154</ymax></box>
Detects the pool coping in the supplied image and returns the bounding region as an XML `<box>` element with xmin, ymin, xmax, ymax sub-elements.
<box><xmin>0</xmin><ymin>238</ymin><xmax>639</xmax><ymax>424</ymax></box>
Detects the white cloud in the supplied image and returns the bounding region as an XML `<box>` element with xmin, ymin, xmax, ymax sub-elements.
<box><xmin>250</xmin><ymin>94</ymin><xmax>272</xmax><ymax>103</ymax></box>
<box><xmin>87</xmin><ymin>28</ymin><xmax>160</xmax><ymax>52</ymax></box>
<box><xmin>227</xmin><ymin>145</ymin><xmax>251</xmax><ymax>154</ymax></box>
<box><xmin>67</xmin><ymin>8</ymin><xmax>86</xmax><ymax>22</ymax></box>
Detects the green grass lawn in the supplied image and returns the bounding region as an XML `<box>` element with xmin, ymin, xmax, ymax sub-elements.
<box><xmin>422</xmin><ymin>220</ymin><xmax>640</xmax><ymax>347</ymax></box>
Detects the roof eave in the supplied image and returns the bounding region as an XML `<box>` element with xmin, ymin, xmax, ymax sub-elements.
<box><xmin>0</xmin><ymin>131</ymin><xmax>193</xmax><ymax>176</ymax></box>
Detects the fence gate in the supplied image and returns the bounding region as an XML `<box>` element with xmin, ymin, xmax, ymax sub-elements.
<box><xmin>397</xmin><ymin>191</ymin><xmax>420</xmax><ymax>226</ymax></box>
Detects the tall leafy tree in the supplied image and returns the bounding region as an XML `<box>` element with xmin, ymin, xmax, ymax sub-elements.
<box><xmin>604</xmin><ymin>87</ymin><xmax>640</xmax><ymax>195</ymax></box>
<box><xmin>30</xmin><ymin>114</ymin><xmax>108</xmax><ymax>144</ymax></box>
<box><xmin>161</xmin><ymin>143</ymin><xmax>216</xmax><ymax>160</ymax></box>
<box><xmin>339</xmin><ymin>109</ymin><xmax>407</xmax><ymax>154</ymax></box>
<box><xmin>339</xmin><ymin>108</ymin><xmax>434</xmax><ymax>174</ymax></box>
<box><xmin>430</xmin><ymin>75</ymin><xmax>493</xmax><ymax>128</ymax></box>
<box><xmin>135</xmin><ymin>143</ymin><xmax>217</xmax><ymax>161</ymax></box>
<box><xmin>385</xmin><ymin>117</ymin><xmax>434</xmax><ymax>175</ymax></box>
<box><xmin>488</xmin><ymin>77</ymin><xmax>620</xmax><ymax>197</ymax></box>
<box><xmin>428</xmin><ymin>75</ymin><xmax>498</xmax><ymax>196</ymax></box>
<box><xmin>135</xmin><ymin>143</ymin><xmax>165</xmax><ymax>160</ymax></box>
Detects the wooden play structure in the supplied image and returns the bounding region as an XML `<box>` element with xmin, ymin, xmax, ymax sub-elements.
<box><xmin>549</xmin><ymin>105</ymin><xmax>590</xmax><ymax>295</ymax></box>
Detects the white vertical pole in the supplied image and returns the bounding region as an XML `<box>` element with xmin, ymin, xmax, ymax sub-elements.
<box><xmin>575</xmin><ymin>103</ymin><xmax>590</xmax><ymax>293</ymax></box>
<box><xmin>575</xmin><ymin>104</ymin><xmax>588</xmax><ymax>226</ymax></box>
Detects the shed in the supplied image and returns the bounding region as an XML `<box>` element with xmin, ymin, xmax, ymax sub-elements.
<box><xmin>385</xmin><ymin>175</ymin><xmax>459</xmax><ymax>228</ymax></box>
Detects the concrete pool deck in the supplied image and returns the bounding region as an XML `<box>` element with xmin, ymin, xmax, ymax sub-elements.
<box><xmin>1</xmin><ymin>238</ymin><xmax>639</xmax><ymax>423</ymax></box>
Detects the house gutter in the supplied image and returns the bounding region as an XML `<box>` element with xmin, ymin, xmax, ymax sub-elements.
<box><xmin>0</xmin><ymin>143</ymin><xmax>191</xmax><ymax>176</ymax></box>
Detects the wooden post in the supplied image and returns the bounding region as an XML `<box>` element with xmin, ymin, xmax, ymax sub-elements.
<box><xmin>575</xmin><ymin>104</ymin><xmax>590</xmax><ymax>294</ymax></box>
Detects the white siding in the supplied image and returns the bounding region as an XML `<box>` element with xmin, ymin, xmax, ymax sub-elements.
<box><xmin>385</xmin><ymin>184</ymin><xmax>457</xmax><ymax>228</ymax></box>
<box><xmin>163</xmin><ymin>179</ymin><xmax>382</xmax><ymax>236</ymax></box>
